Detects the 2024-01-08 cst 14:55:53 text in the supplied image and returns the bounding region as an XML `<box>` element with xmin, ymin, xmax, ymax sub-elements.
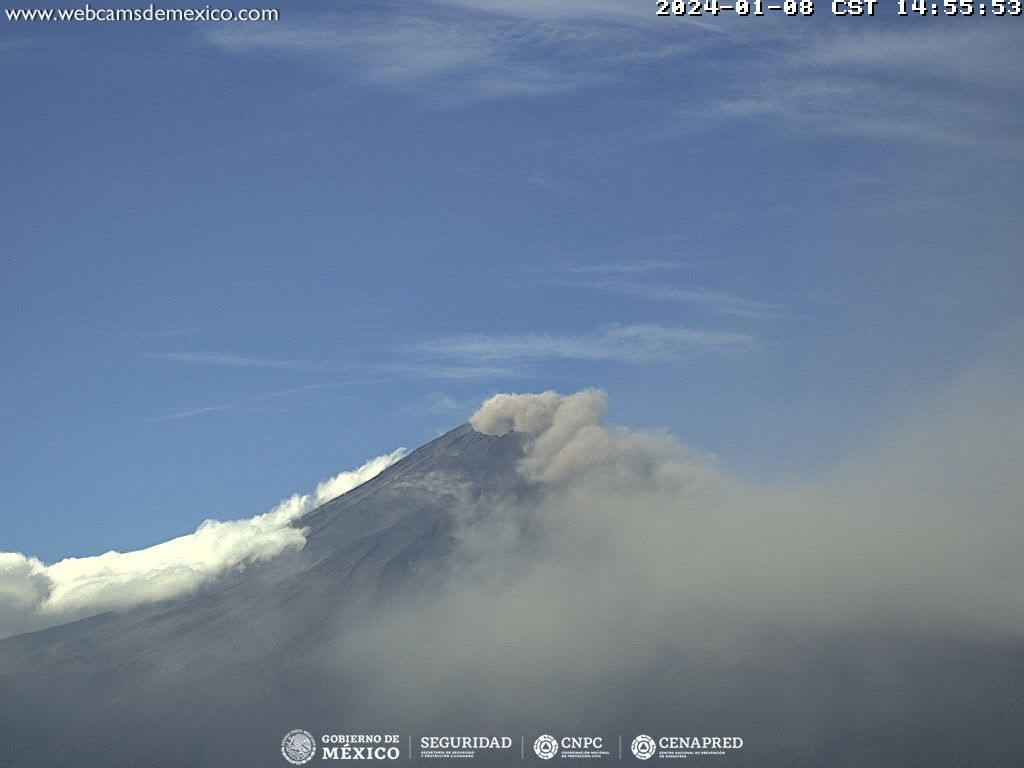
<box><xmin>657</xmin><ymin>0</ymin><xmax>1021</xmax><ymax>15</ymax></box>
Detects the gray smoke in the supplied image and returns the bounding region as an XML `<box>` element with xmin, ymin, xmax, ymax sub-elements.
<box><xmin>319</xmin><ymin>338</ymin><xmax>1024</xmax><ymax>754</ymax></box>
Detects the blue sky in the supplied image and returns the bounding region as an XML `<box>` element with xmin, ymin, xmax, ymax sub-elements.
<box><xmin>2</xmin><ymin>3</ymin><xmax>1022</xmax><ymax>561</ymax></box>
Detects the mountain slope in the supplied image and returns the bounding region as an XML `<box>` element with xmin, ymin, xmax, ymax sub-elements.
<box><xmin>0</xmin><ymin>425</ymin><xmax>528</xmax><ymax>767</ymax></box>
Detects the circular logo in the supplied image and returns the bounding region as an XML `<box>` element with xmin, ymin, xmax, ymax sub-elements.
<box><xmin>631</xmin><ymin>735</ymin><xmax>656</xmax><ymax>760</ymax></box>
<box><xmin>281</xmin><ymin>729</ymin><xmax>317</xmax><ymax>765</ymax></box>
<box><xmin>534</xmin><ymin>734</ymin><xmax>559</xmax><ymax>760</ymax></box>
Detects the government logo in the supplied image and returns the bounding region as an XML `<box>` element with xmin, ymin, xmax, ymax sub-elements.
<box><xmin>281</xmin><ymin>729</ymin><xmax>317</xmax><ymax>765</ymax></box>
<box><xmin>631</xmin><ymin>734</ymin><xmax>656</xmax><ymax>760</ymax></box>
<box><xmin>534</xmin><ymin>734</ymin><xmax>559</xmax><ymax>760</ymax></box>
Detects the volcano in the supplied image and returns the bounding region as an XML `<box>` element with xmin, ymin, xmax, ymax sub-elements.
<box><xmin>0</xmin><ymin>424</ymin><xmax>531</xmax><ymax>766</ymax></box>
<box><xmin>1</xmin><ymin>411</ymin><xmax>1023</xmax><ymax>768</ymax></box>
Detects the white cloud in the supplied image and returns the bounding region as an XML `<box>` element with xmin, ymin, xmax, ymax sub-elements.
<box><xmin>0</xmin><ymin>449</ymin><xmax>406</xmax><ymax>639</ymax></box>
<box><xmin>312</xmin><ymin>449</ymin><xmax>406</xmax><ymax>504</ymax></box>
<box><xmin>430</xmin><ymin>0</ymin><xmax>640</xmax><ymax>23</ymax></box>
<box><xmin>415</xmin><ymin>323</ymin><xmax>753</xmax><ymax>365</ymax></box>
<box><xmin>568</xmin><ymin>281</ymin><xmax>785</xmax><ymax>319</ymax></box>
<box><xmin>201</xmin><ymin>3</ymin><xmax>1023</xmax><ymax>152</ymax></box>
<box><xmin>205</xmin><ymin>14</ymin><xmax>598</xmax><ymax>103</ymax></box>
<box><xmin>147</xmin><ymin>352</ymin><xmax>319</xmax><ymax>371</ymax></box>
<box><xmin>565</xmin><ymin>260</ymin><xmax>681</xmax><ymax>275</ymax></box>
<box><xmin>253</xmin><ymin>383</ymin><xmax>345</xmax><ymax>400</ymax></box>
<box><xmin>196</xmin><ymin>0</ymin><xmax>1024</xmax><ymax>163</ymax></box>
<box><xmin>386</xmin><ymin>362</ymin><xmax>523</xmax><ymax>381</ymax></box>
<box><xmin>801</xmin><ymin>28</ymin><xmax>1024</xmax><ymax>89</ymax></box>
<box><xmin>159</xmin><ymin>405</ymin><xmax>233</xmax><ymax>421</ymax></box>
<box><xmin>691</xmin><ymin>27</ymin><xmax>1024</xmax><ymax>148</ymax></box>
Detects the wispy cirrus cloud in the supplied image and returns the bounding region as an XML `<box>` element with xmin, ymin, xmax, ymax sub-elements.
<box><xmin>544</xmin><ymin>262</ymin><xmax>784</xmax><ymax>319</ymax></box>
<box><xmin>385</xmin><ymin>362</ymin><xmax>524</xmax><ymax>381</ymax></box>
<box><xmin>146</xmin><ymin>352</ymin><xmax>320</xmax><ymax>372</ymax></box>
<box><xmin>251</xmin><ymin>382</ymin><xmax>348</xmax><ymax>400</ymax></box>
<box><xmin>201</xmin><ymin>3</ymin><xmax>1023</xmax><ymax>150</ymax></box>
<box><xmin>573</xmin><ymin>281</ymin><xmax>786</xmax><ymax>319</ymax></box>
<box><xmin>147</xmin><ymin>355</ymin><xmax>332</xmax><ymax>420</ymax></box>
<box><xmin>148</xmin><ymin>326</ymin><xmax>207</xmax><ymax>339</ymax></box>
<box><xmin>397</xmin><ymin>391</ymin><xmax>478</xmax><ymax>419</ymax></box>
<box><xmin>690</xmin><ymin>27</ymin><xmax>1024</xmax><ymax>148</ymax></box>
<box><xmin>204</xmin><ymin>14</ymin><xmax>608</xmax><ymax>103</ymax></box>
<box><xmin>801</xmin><ymin>27</ymin><xmax>1024</xmax><ymax>89</ymax></box>
<box><xmin>430</xmin><ymin>0</ymin><xmax>639</xmax><ymax>23</ymax></box>
<box><xmin>565</xmin><ymin>260</ymin><xmax>681</xmax><ymax>275</ymax></box>
<box><xmin>158</xmin><ymin>405</ymin><xmax>234</xmax><ymax>421</ymax></box>
<box><xmin>154</xmin><ymin>383</ymin><xmax>351</xmax><ymax>423</ymax></box>
<box><xmin>414</xmin><ymin>323</ymin><xmax>752</xmax><ymax>365</ymax></box>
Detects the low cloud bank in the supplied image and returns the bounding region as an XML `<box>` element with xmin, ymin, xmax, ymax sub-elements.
<box><xmin>0</xmin><ymin>448</ymin><xmax>405</xmax><ymax>639</ymax></box>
